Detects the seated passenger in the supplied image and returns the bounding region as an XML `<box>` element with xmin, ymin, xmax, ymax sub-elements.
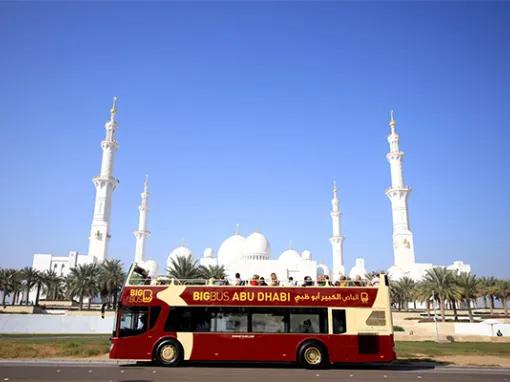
<box><xmin>269</xmin><ymin>272</ymin><xmax>280</xmax><ymax>286</ymax></box>
<box><xmin>302</xmin><ymin>276</ymin><xmax>314</xmax><ymax>287</ymax></box>
<box><xmin>354</xmin><ymin>275</ymin><xmax>364</xmax><ymax>286</ymax></box>
<box><xmin>370</xmin><ymin>274</ymin><xmax>380</xmax><ymax>286</ymax></box>
<box><xmin>249</xmin><ymin>274</ymin><xmax>260</xmax><ymax>286</ymax></box>
<box><xmin>298</xmin><ymin>319</ymin><xmax>314</xmax><ymax>333</ymax></box>
<box><xmin>338</xmin><ymin>275</ymin><xmax>348</xmax><ymax>287</ymax></box>
<box><xmin>259</xmin><ymin>277</ymin><xmax>268</xmax><ymax>286</ymax></box>
<box><xmin>234</xmin><ymin>272</ymin><xmax>245</xmax><ymax>286</ymax></box>
<box><xmin>317</xmin><ymin>275</ymin><xmax>326</xmax><ymax>286</ymax></box>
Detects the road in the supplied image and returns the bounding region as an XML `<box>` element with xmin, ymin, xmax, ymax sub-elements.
<box><xmin>0</xmin><ymin>361</ymin><xmax>509</xmax><ymax>382</ymax></box>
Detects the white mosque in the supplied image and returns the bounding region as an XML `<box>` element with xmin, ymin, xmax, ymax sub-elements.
<box><xmin>30</xmin><ymin>100</ymin><xmax>471</xmax><ymax>294</ymax></box>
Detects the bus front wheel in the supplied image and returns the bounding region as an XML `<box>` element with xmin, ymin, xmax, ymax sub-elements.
<box><xmin>155</xmin><ymin>339</ymin><xmax>183</xmax><ymax>366</ymax></box>
<box><xmin>298</xmin><ymin>341</ymin><xmax>328</xmax><ymax>369</ymax></box>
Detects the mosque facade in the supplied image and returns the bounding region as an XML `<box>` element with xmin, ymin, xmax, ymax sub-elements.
<box><xmin>30</xmin><ymin>101</ymin><xmax>471</xmax><ymax>300</ymax></box>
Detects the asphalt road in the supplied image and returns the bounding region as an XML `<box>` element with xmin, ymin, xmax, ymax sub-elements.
<box><xmin>0</xmin><ymin>361</ymin><xmax>509</xmax><ymax>382</ymax></box>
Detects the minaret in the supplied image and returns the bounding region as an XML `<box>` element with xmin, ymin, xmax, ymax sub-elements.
<box><xmin>385</xmin><ymin>111</ymin><xmax>415</xmax><ymax>270</ymax></box>
<box><xmin>134</xmin><ymin>176</ymin><xmax>151</xmax><ymax>264</ymax></box>
<box><xmin>330</xmin><ymin>181</ymin><xmax>345</xmax><ymax>278</ymax></box>
<box><xmin>87</xmin><ymin>97</ymin><xmax>120</xmax><ymax>263</ymax></box>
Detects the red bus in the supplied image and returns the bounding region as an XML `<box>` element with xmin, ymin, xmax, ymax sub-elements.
<box><xmin>109</xmin><ymin>267</ymin><xmax>396</xmax><ymax>368</ymax></box>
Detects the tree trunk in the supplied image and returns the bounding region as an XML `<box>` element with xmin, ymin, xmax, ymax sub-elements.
<box><xmin>483</xmin><ymin>296</ymin><xmax>488</xmax><ymax>309</ymax></box>
<box><xmin>79</xmin><ymin>293</ymin><xmax>84</xmax><ymax>310</ymax></box>
<box><xmin>504</xmin><ymin>297</ymin><xmax>508</xmax><ymax>317</ymax></box>
<box><xmin>88</xmin><ymin>296</ymin><xmax>92</xmax><ymax>310</ymax></box>
<box><xmin>113</xmin><ymin>291</ymin><xmax>118</xmax><ymax>309</ymax></box>
<box><xmin>490</xmin><ymin>295</ymin><xmax>495</xmax><ymax>316</ymax></box>
<box><xmin>426</xmin><ymin>300</ymin><xmax>431</xmax><ymax>317</ymax></box>
<box><xmin>25</xmin><ymin>285</ymin><xmax>31</xmax><ymax>305</ymax></box>
<box><xmin>439</xmin><ymin>297</ymin><xmax>446</xmax><ymax>322</ymax></box>
<box><xmin>466</xmin><ymin>298</ymin><xmax>473</xmax><ymax>322</ymax></box>
<box><xmin>35</xmin><ymin>282</ymin><xmax>41</xmax><ymax>306</ymax></box>
<box><xmin>451</xmin><ymin>299</ymin><xmax>458</xmax><ymax>321</ymax></box>
<box><xmin>413</xmin><ymin>300</ymin><xmax>417</xmax><ymax>311</ymax></box>
<box><xmin>2</xmin><ymin>292</ymin><xmax>6</xmax><ymax>307</ymax></box>
<box><xmin>11</xmin><ymin>291</ymin><xmax>17</xmax><ymax>306</ymax></box>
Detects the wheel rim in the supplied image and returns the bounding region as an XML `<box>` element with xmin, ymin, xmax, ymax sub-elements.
<box><xmin>304</xmin><ymin>347</ymin><xmax>322</xmax><ymax>365</ymax></box>
<box><xmin>160</xmin><ymin>344</ymin><xmax>178</xmax><ymax>363</ymax></box>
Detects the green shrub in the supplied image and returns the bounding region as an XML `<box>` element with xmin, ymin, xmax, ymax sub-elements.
<box><xmin>393</xmin><ymin>325</ymin><xmax>405</xmax><ymax>332</ymax></box>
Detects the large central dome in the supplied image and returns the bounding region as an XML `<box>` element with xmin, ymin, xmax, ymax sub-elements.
<box><xmin>243</xmin><ymin>232</ymin><xmax>271</xmax><ymax>261</ymax></box>
<box><xmin>217</xmin><ymin>234</ymin><xmax>246</xmax><ymax>265</ymax></box>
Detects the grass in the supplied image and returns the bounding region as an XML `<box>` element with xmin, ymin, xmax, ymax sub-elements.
<box><xmin>1</xmin><ymin>335</ymin><xmax>509</xmax><ymax>361</ymax></box>
<box><xmin>0</xmin><ymin>334</ymin><xmax>110</xmax><ymax>359</ymax></box>
<box><xmin>396</xmin><ymin>341</ymin><xmax>510</xmax><ymax>358</ymax></box>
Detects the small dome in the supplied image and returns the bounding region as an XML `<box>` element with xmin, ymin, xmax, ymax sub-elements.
<box><xmin>278</xmin><ymin>249</ymin><xmax>301</xmax><ymax>264</ymax></box>
<box><xmin>317</xmin><ymin>263</ymin><xmax>330</xmax><ymax>277</ymax></box>
<box><xmin>203</xmin><ymin>248</ymin><xmax>215</xmax><ymax>258</ymax></box>
<box><xmin>217</xmin><ymin>234</ymin><xmax>245</xmax><ymax>265</ymax></box>
<box><xmin>142</xmin><ymin>259</ymin><xmax>159</xmax><ymax>278</ymax></box>
<box><xmin>301</xmin><ymin>250</ymin><xmax>312</xmax><ymax>260</ymax></box>
<box><xmin>167</xmin><ymin>245</ymin><xmax>193</xmax><ymax>269</ymax></box>
<box><xmin>243</xmin><ymin>231</ymin><xmax>271</xmax><ymax>260</ymax></box>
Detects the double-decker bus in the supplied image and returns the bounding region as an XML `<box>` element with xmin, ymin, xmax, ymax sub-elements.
<box><xmin>109</xmin><ymin>266</ymin><xmax>396</xmax><ymax>368</ymax></box>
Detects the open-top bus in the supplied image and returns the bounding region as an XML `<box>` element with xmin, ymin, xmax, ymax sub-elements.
<box><xmin>109</xmin><ymin>266</ymin><xmax>395</xmax><ymax>368</ymax></box>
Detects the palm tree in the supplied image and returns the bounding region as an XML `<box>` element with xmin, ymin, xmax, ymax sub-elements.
<box><xmin>20</xmin><ymin>267</ymin><xmax>39</xmax><ymax>305</ymax></box>
<box><xmin>33</xmin><ymin>272</ymin><xmax>44</xmax><ymax>306</ymax></box>
<box><xmin>496</xmin><ymin>279</ymin><xmax>510</xmax><ymax>317</ymax></box>
<box><xmin>198</xmin><ymin>264</ymin><xmax>227</xmax><ymax>280</ymax></box>
<box><xmin>98</xmin><ymin>259</ymin><xmax>125</xmax><ymax>309</ymax></box>
<box><xmin>456</xmin><ymin>272</ymin><xmax>478</xmax><ymax>322</ymax></box>
<box><xmin>0</xmin><ymin>268</ymin><xmax>18</xmax><ymax>307</ymax></box>
<box><xmin>415</xmin><ymin>280</ymin><xmax>434</xmax><ymax>317</ymax></box>
<box><xmin>423</xmin><ymin>267</ymin><xmax>458</xmax><ymax>322</ymax></box>
<box><xmin>41</xmin><ymin>269</ymin><xmax>63</xmax><ymax>301</ymax></box>
<box><xmin>67</xmin><ymin>263</ymin><xmax>100</xmax><ymax>310</ymax></box>
<box><xmin>167</xmin><ymin>255</ymin><xmax>201</xmax><ymax>281</ymax></box>
<box><xmin>480</xmin><ymin>276</ymin><xmax>498</xmax><ymax>315</ymax></box>
<box><xmin>397</xmin><ymin>277</ymin><xmax>416</xmax><ymax>311</ymax></box>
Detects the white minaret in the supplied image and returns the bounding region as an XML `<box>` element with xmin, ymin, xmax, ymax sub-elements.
<box><xmin>330</xmin><ymin>181</ymin><xmax>345</xmax><ymax>278</ymax></box>
<box><xmin>385</xmin><ymin>111</ymin><xmax>415</xmax><ymax>270</ymax></box>
<box><xmin>88</xmin><ymin>97</ymin><xmax>120</xmax><ymax>263</ymax></box>
<box><xmin>134</xmin><ymin>176</ymin><xmax>151</xmax><ymax>264</ymax></box>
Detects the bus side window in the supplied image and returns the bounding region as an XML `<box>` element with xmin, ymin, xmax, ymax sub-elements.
<box><xmin>332</xmin><ymin>310</ymin><xmax>346</xmax><ymax>334</ymax></box>
<box><xmin>119</xmin><ymin>307</ymin><xmax>149</xmax><ymax>337</ymax></box>
<box><xmin>149</xmin><ymin>306</ymin><xmax>161</xmax><ymax>329</ymax></box>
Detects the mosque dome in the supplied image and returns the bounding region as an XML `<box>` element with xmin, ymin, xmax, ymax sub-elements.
<box><xmin>278</xmin><ymin>249</ymin><xmax>302</xmax><ymax>265</ymax></box>
<box><xmin>217</xmin><ymin>234</ymin><xmax>246</xmax><ymax>265</ymax></box>
<box><xmin>243</xmin><ymin>231</ymin><xmax>271</xmax><ymax>260</ymax></box>
<box><xmin>301</xmin><ymin>250</ymin><xmax>312</xmax><ymax>261</ymax></box>
<box><xmin>316</xmin><ymin>263</ymin><xmax>330</xmax><ymax>277</ymax></box>
<box><xmin>203</xmin><ymin>248</ymin><xmax>215</xmax><ymax>258</ymax></box>
<box><xmin>167</xmin><ymin>245</ymin><xmax>193</xmax><ymax>269</ymax></box>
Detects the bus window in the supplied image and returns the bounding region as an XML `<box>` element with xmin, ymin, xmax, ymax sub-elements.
<box><xmin>290</xmin><ymin>314</ymin><xmax>320</xmax><ymax>333</ymax></box>
<box><xmin>165</xmin><ymin>307</ymin><xmax>212</xmax><ymax>332</ymax></box>
<box><xmin>213</xmin><ymin>310</ymin><xmax>248</xmax><ymax>332</ymax></box>
<box><xmin>119</xmin><ymin>307</ymin><xmax>149</xmax><ymax>337</ymax></box>
<box><xmin>332</xmin><ymin>309</ymin><xmax>346</xmax><ymax>334</ymax></box>
<box><xmin>252</xmin><ymin>311</ymin><xmax>286</xmax><ymax>333</ymax></box>
<box><xmin>365</xmin><ymin>310</ymin><xmax>386</xmax><ymax>326</ymax></box>
<box><xmin>149</xmin><ymin>306</ymin><xmax>161</xmax><ymax>329</ymax></box>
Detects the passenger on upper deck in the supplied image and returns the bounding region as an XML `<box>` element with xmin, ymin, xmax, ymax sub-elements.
<box><xmin>353</xmin><ymin>275</ymin><xmax>365</xmax><ymax>286</ymax></box>
<box><xmin>334</xmin><ymin>275</ymin><xmax>348</xmax><ymax>287</ymax></box>
<box><xmin>259</xmin><ymin>277</ymin><xmax>268</xmax><ymax>286</ymax></box>
<box><xmin>269</xmin><ymin>272</ymin><xmax>280</xmax><ymax>286</ymax></box>
<box><xmin>302</xmin><ymin>276</ymin><xmax>314</xmax><ymax>287</ymax></box>
<box><xmin>249</xmin><ymin>274</ymin><xmax>260</xmax><ymax>286</ymax></box>
<box><xmin>234</xmin><ymin>273</ymin><xmax>245</xmax><ymax>286</ymax></box>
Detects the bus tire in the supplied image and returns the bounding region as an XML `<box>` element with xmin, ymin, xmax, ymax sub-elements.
<box><xmin>297</xmin><ymin>341</ymin><xmax>328</xmax><ymax>369</ymax></box>
<box><xmin>155</xmin><ymin>339</ymin><xmax>183</xmax><ymax>367</ymax></box>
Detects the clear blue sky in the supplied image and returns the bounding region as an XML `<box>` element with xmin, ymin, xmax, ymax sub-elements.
<box><xmin>0</xmin><ymin>2</ymin><xmax>509</xmax><ymax>278</ymax></box>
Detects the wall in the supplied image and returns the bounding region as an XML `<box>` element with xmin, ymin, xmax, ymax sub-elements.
<box><xmin>454</xmin><ymin>323</ymin><xmax>510</xmax><ymax>337</ymax></box>
<box><xmin>0</xmin><ymin>314</ymin><xmax>114</xmax><ymax>334</ymax></box>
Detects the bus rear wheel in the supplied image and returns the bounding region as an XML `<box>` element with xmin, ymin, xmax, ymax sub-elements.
<box><xmin>155</xmin><ymin>339</ymin><xmax>183</xmax><ymax>367</ymax></box>
<box><xmin>298</xmin><ymin>341</ymin><xmax>328</xmax><ymax>369</ymax></box>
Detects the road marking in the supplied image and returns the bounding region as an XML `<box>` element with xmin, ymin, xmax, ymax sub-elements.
<box><xmin>383</xmin><ymin>376</ymin><xmax>388</xmax><ymax>378</ymax></box>
<box><xmin>88</xmin><ymin>369</ymin><xmax>93</xmax><ymax>373</ymax></box>
<box><xmin>349</xmin><ymin>374</ymin><xmax>354</xmax><ymax>377</ymax></box>
<box><xmin>56</xmin><ymin>369</ymin><xmax>61</xmax><ymax>373</ymax></box>
<box><xmin>120</xmin><ymin>370</ymin><xmax>125</xmax><ymax>373</ymax></box>
<box><xmin>417</xmin><ymin>377</ymin><xmax>422</xmax><ymax>379</ymax></box>
<box><xmin>4</xmin><ymin>378</ymin><xmax>9</xmax><ymax>381</ymax></box>
<box><xmin>152</xmin><ymin>370</ymin><xmax>157</xmax><ymax>374</ymax></box>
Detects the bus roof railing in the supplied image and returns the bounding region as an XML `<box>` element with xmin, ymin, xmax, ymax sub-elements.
<box><xmin>125</xmin><ymin>263</ymin><xmax>388</xmax><ymax>288</ymax></box>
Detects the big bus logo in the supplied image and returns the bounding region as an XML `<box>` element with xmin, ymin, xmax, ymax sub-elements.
<box><xmin>128</xmin><ymin>289</ymin><xmax>153</xmax><ymax>303</ymax></box>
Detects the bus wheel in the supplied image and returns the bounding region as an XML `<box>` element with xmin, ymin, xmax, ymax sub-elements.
<box><xmin>156</xmin><ymin>339</ymin><xmax>183</xmax><ymax>366</ymax></box>
<box><xmin>298</xmin><ymin>341</ymin><xmax>328</xmax><ymax>369</ymax></box>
